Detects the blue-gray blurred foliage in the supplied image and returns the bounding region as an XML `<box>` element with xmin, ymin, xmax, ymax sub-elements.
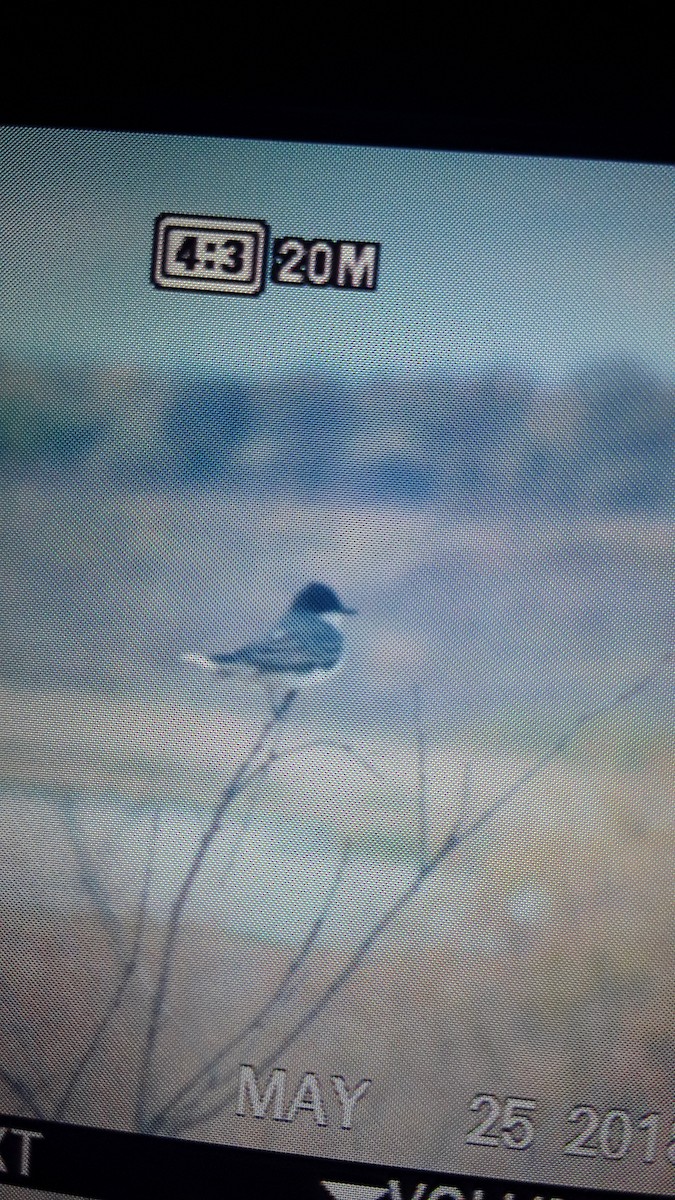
<box><xmin>0</xmin><ymin>356</ymin><xmax>672</xmax><ymax>511</ymax></box>
<box><xmin>573</xmin><ymin>357</ymin><xmax>674</xmax><ymax>510</ymax></box>
<box><xmin>162</xmin><ymin>373</ymin><xmax>252</xmax><ymax>484</ymax></box>
<box><xmin>0</xmin><ymin>363</ymin><xmax>106</xmax><ymax>467</ymax></box>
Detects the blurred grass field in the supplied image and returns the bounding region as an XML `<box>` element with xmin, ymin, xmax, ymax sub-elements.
<box><xmin>0</xmin><ymin>697</ymin><xmax>673</xmax><ymax>1191</ymax></box>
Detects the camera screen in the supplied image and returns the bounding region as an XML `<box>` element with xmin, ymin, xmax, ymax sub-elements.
<box><xmin>0</xmin><ymin>125</ymin><xmax>672</xmax><ymax>1199</ymax></box>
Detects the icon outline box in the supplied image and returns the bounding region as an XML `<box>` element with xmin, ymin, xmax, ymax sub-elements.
<box><xmin>152</xmin><ymin>213</ymin><xmax>269</xmax><ymax>296</ymax></box>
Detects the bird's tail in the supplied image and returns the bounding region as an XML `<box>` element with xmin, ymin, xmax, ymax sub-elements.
<box><xmin>181</xmin><ymin>653</ymin><xmax>221</xmax><ymax>672</ymax></box>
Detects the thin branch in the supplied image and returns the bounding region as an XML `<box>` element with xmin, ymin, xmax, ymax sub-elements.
<box><xmin>447</xmin><ymin>660</ymin><xmax>663</xmax><ymax>853</ymax></box>
<box><xmin>146</xmin><ymin>712</ymin><xmax>338</xmax><ymax>1125</ymax></box>
<box><xmin>169</xmin><ymin>846</ymin><xmax>446</xmax><ymax>1134</ymax></box>
<box><xmin>197</xmin><ymin>708</ymin><xmax>292</xmax><ymax>911</ymax></box>
<box><xmin>134</xmin><ymin>690</ymin><xmax>297</xmax><ymax>1132</ymax></box>
<box><xmin>0</xmin><ymin>987</ymin><xmax>50</xmax><ymax>1095</ymax></box>
<box><xmin>53</xmin><ymin>806</ymin><xmax>161</xmax><ymax>1121</ymax></box>
<box><xmin>165</xmin><ymin>655</ymin><xmax>670</xmax><ymax>1135</ymax></box>
<box><xmin>461</xmin><ymin>758</ymin><xmax>472</xmax><ymax>824</ymax></box>
<box><xmin>447</xmin><ymin>756</ymin><xmax>473</xmax><ymax>845</ymax></box>
<box><xmin>413</xmin><ymin>685</ymin><xmax>429</xmax><ymax>865</ymax></box>
<box><xmin>152</xmin><ymin>840</ymin><xmax>352</xmax><ymax>1134</ymax></box>
<box><xmin>131</xmin><ymin>807</ymin><xmax>162</xmax><ymax>963</ymax></box>
<box><xmin>202</xmin><ymin>732</ymin><xmax>383</xmax><ymax>898</ymax></box>
<box><xmin>191</xmin><ymin>746</ymin><xmax>279</xmax><ymax>934</ymax></box>
<box><xmin>253</xmin><ymin>738</ymin><xmax>386</xmax><ymax>783</ymax></box>
<box><xmin>60</xmin><ymin>798</ymin><xmax>126</xmax><ymax>964</ymax></box>
<box><xmin>0</xmin><ymin>1067</ymin><xmax>45</xmax><ymax>1119</ymax></box>
<box><xmin>54</xmin><ymin>956</ymin><xmax>138</xmax><ymax>1122</ymax></box>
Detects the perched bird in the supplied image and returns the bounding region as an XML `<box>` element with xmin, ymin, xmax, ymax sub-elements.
<box><xmin>182</xmin><ymin>583</ymin><xmax>356</xmax><ymax>701</ymax></box>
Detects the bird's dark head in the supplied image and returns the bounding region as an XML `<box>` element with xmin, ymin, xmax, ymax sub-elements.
<box><xmin>290</xmin><ymin>583</ymin><xmax>357</xmax><ymax>617</ymax></box>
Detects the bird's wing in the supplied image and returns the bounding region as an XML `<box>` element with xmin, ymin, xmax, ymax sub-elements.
<box><xmin>211</xmin><ymin>619</ymin><xmax>342</xmax><ymax>675</ymax></box>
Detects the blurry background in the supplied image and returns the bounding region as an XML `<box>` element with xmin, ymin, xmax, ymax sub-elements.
<box><xmin>0</xmin><ymin>128</ymin><xmax>673</xmax><ymax>1190</ymax></box>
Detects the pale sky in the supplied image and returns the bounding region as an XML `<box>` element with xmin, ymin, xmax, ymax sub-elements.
<box><xmin>1</xmin><ymin>126</ymin><xmax>673</xmax><ymax>382</ymax></box>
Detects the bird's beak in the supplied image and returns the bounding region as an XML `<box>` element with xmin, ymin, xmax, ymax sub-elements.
<box><xmin>340</xmin><ymin>605</ymin><xmax>357</xmax><ymax>615</ymax></box>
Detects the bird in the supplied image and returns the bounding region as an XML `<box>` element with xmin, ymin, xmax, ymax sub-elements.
<box><xmin>182</xmin><ymin>583</ymin><xmax>357</xmax><ymax>708</ymax></box>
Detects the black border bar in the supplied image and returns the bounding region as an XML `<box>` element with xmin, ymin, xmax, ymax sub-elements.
<box><xmin>1</xmin><ymin>94</ymin><xmax>672</xmax><ymax>164</ymax></box>
<box><xmin>0</xmin><ymin>1114</ymin><xmax>667</xmax><ymax>1199</ymax></box>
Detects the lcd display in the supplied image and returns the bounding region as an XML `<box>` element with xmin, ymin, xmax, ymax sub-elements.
<box><xmin>0</xmin><ymin>126</ymin><xmax>673</xmax><ymax>1199</ymax></box>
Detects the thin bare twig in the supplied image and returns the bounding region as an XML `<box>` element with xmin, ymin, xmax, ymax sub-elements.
<box><xmin>450</xmin><ymin>757</ymin><xmax>473</xmax><ymax>843</ymax></box>
<box><xmin>153</xmin><ymin>840</ymin><xmax>352</xmax><ymax>1134</ymax></box>
<box><xmin>145</xmin><ymin>730</ymin><xmax>379</xmax><ymax>1133</ymax></box>
<box><xmin>205</xmin><ymin>732</ymin><xmax>382</xmax><ymax>898</ymax></box>
<box><xmin>53</xmin><ymin>806</ymin><xmax>161</xmax><ymax>1121</ymax></box>
<box><xmin>164</xmin><ymin>655</ymin><xmax>670</xmax><ymax>1135</ymax></box>
<box><xmin>0</xmin><ymin>1067</ymin><xmax>45</xmax><ymax>1119</ymax></box>
<box><xmin>211</xmin><ymin>726</ymin><xmax>284</xmax><ymax>897</ymax></box>
<box><xmin>262</xmin><ymin>738</ymin><xmax>386</xmax><ymax>783</ymax></box>
<box><xmin>0</xmin><ymin>985</ymin><xmax>51</xmax><ymax>1097</ymax></box>
<box><xmin>413</xmin><ymin>685</ymin><xmax>429</xmax><ymax>865</ymax></box>
<box><xmin>134</xmin><ymin>690</ymin><xmax>297</xmax><ymax>1132</ymax></box>
<box><xmin>60</xmin><ymin>798</ymin><xmax>126</xmax><ymax>964</ymax></box>
<box><xmin>446</xmin><ymin>661</ymin><xmax>662</xmax><ymax>852</ymax></box>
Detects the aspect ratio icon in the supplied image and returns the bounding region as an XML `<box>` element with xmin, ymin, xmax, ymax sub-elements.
<box><xmin>153</xmin><ymin>213</ymin><xmax>381</xmax><ymax>296</ymax></box>
<box><xmin>153</xmin><ymin>214</ymin><xmax>268</xmax><ymax>296</ymax></box>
